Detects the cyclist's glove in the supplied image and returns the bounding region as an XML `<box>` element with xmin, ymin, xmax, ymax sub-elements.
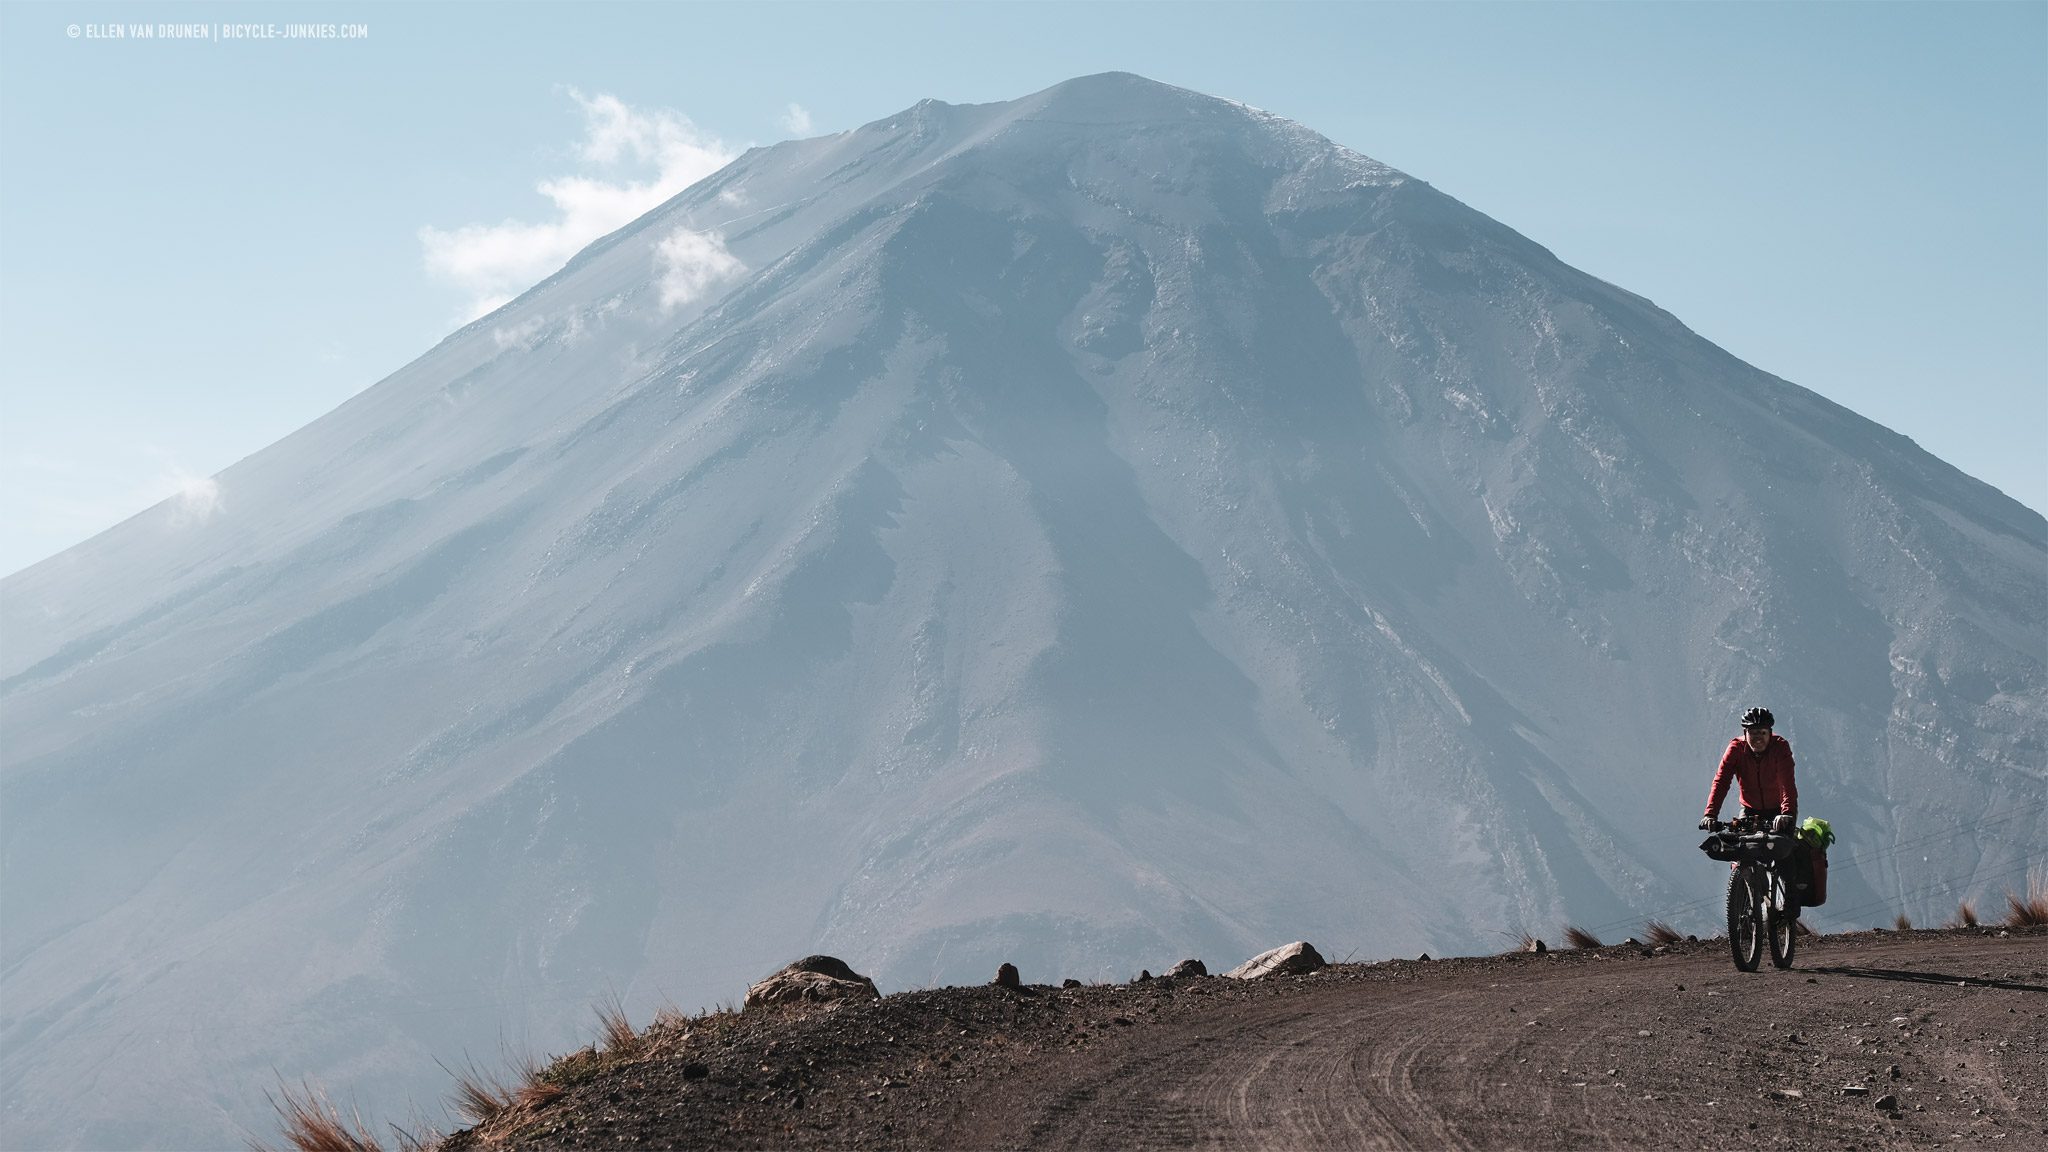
<box><xmin>1698</xmin><ymin>815</ymin><xmax>1715</xmax><ymax>831</ymax></box>
<box><xmin>1773</xmin><ymin>814</ymin><xmax>1794</xmax><ymax>833</ymax></box>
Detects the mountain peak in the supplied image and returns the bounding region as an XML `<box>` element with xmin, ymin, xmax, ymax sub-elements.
<box><xmin>1030</xmin><ymin>70</ymin><xmax>1215</xmax><ymax>112</ymax></box>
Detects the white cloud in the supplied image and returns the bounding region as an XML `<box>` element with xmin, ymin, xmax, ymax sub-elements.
<box><xmin>780</xmin><ymin>102</ymin><xmax>814</xmax><ymax>136</ymax></box>
<box><xmin>656</xmin><ymin>226</ymin><xmax>745</xmax><ymax>311</ymax></box>
<box><xmin>144</xmin><ymin>456</ymin><xmax>222</xmax><ymax>526</ymax></box>
<box><xmin>420</xmin><ymin>90</ymin><xmax>737</xmax><ymax>322</ymax></box>
<box><xmin>718</xmin><ymin>186</ymin><xmax>749</xmax><ymax>207</ymax></box>
<box><xmin>0</xmin><ymin>447</ymin><xmax>229</xmax><ymax>573</ymax></box>
<box><xmin>491</xmin><ymin>314</ymin><xmax>548</xmax><ymax>351</ymax></box>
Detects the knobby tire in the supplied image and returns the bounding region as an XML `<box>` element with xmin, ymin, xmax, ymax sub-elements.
<box><xmin>1769</xmin><ymin>873</ymin><xmax>1797</xmax><ymax>969</ymax></box>
<box><xmin>1727</xmin><ymin>867</ymin><xmax>1762</xmax><ymax>972</ymax></box>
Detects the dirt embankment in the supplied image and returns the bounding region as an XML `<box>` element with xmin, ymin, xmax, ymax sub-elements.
<box><xmin>437</xmin><ymin>928</ymin><xmax>2045</xmax><ymax>1150</ymax></box>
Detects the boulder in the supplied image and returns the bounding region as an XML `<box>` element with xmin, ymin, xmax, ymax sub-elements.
<box><xmin>744</xmin><ymin>956</ymin><xmax>879</xmax><ymax>1010</ymax></box>
<box><xmin>784</xmin><ymin>954</ymin><xmax>866</xmax><ymax>982</ymax></box>
<box><xmin>1225</xmin><ymin>941</ymin><xmax>1325</xmax><ymax>980</ymax></box>
<box><xmin>1166</xmin><ymin>959</ymin><xmax>1207</xmax><ymax>979</ymax></box>
<box><xmin>994</xmin><ymin>962</ymin><xmax>1021</xmax><ymax>989</ymax></box>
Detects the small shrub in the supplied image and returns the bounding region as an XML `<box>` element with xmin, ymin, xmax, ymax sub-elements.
<box><xmin>261</xmin><ymin>1080</ymin><xmax>386</xmax><ymax>1152</ymax></box>
<box><xmin>540</xmin><ymin>1047</ymin><xmax>605</xmax><ymax>1090</ymax></box>
<box><xmin>1563</xmin><ymin>925</ymin><xmax>1602</xmax><ymax>950</ymax></box>
<box><xmin>1945</xmin><ymin>899</ymin><xmax>1978</xmax><ymax>930</ymax></box>
<box><xmin>1643</xmin><ymin>920</ymin><xmax>1682</xmax><ymax>947</ymax></box>
<box><xmin>1894</xmin><ymin>913</ymin><xmax>1912</xmax><ymax>932</ymax></box>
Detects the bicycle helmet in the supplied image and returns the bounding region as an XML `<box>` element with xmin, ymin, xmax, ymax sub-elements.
<box><xmin>1740</xmin><ymin>706</ymin><xmax>1775</xmax><ymax>730</ymax></box>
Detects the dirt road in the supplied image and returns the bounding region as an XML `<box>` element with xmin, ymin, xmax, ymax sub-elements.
<box><xmin>451</xmin><ymin>929</ymin><xmax>2045</xmax><ymax>1150</ymax></box>
<box><xmin>945</xmin><ymin>932</ymin><xmax>2045</xmax><ymax>1149</ymax></box>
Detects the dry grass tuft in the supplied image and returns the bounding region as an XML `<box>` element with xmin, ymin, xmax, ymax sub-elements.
<box><xmin>1642</xmin><ymin>920</ymin><xmax>1682</xmax><ymax>947</ymax></box>
<box><xmin>1562</xmin><ymin>925</ymin><xmax>1602</xmax><ymax>950</ymax></box>
<box><xmin>595</xmin><ymin>990</ymin><xmax>641</xmax><ymax>1057</ymax></box>
<box><xmin>1945</xmin><ymin>899</ymin><xmax>1979</xmax><ymax>929</ymax></box>
<box><xmin>2005</xmin><ymin>875</ymin><xmax>2048</xmax><ymax>927</ymax></box>
<box><xmin>393</xmin><ymin>1115</ymin><xmax>442</xmax><ymax>1147</ymax></box>
<box><xmin>515</xmin><ymin>1077</ymin><xmax>565</xmax><ymax>1111</ymax></box>
<box><xmin>440</xmin><ymin>1058</ymin><xmax>517</xmax><ymax>1127</ymax></box>
<box><xmin>651</xmin><ymin>1000</ymin><xmax>691</xmax><ymax>1032</ymax></box>
<box><xmin>505</xmin><ymin>1049</ymin><xmax>564</xmax><ymax>1111</ymax></box>
<box><xmin>260</xmin><ymin>1080</ymin><xmax>386</xmax><ymax>1152</ymax></box>
<box><xmin>1894</xmin><ymin>912</ymin><xmax>1913</xmax><ymax>931</ymax></box>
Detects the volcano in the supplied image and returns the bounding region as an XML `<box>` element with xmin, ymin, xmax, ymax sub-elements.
<box><xmin>3</xmin><ymin>73</ymin><xmax>2041</xmax><ymax>1148</ymax></box>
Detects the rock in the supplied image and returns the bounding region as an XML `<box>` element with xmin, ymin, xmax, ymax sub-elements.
<box><xmin>1225</xmin><ymin>941</ymin><xmax>1326</xmax><ymax>980</ymax></box>
<box><xmin>1528</xmin><ymin>939</ymin><xmax>1548</xmax><ymax>954</ymax></box>
<box><xmin>1890</xmin><ymin>1064</ymin><xmax>1902</xmax><ymax>1079</ymax></box>
<box><xmin>1417</xmin><ymin>953</ymin><xmax>1431</xmax><ymax>962</ymax></box>
<box><xmin>744</xmin><ymin>956</ymin><xmax>879</xmax><ymax>1010</ymax></box>
<box><xmin>1166</xmin><ymin>959</ymin><xmax>1207</xmax><ymax>979</ymax></box>
<box><xmin>1842</xmin><ymin>1084</ymin><xmax>1870</xmax><ymax>1097</ymax></box>
<box><xmin>1061</xmin><ymin>978</ymin><xmax>1082</xmax><ymax>989</ymax></box>
<box><xmin>784</xmin><ymin>954</ymin><xmax>865</xmax><ymax>982</ymax></box>
<box><xmin>994</xmin><ymin>962</ymin><xmax>1021</xmax><ymax>989</ymax></box>
<box><xmin>1135</xmin><ymin>969</ymin><xmax>1152</xmax><ymax>982</ymax></box>
<box><xmin>1876</xmin><ymin>1093</ymin><xmax>1899</xmax><ymax>1112</ymax></box>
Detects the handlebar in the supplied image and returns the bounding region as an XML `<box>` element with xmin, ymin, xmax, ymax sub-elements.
<box><xmin>1703</xmin><ymin>816</ymin><xmax>1791</xmax><ymax>835</ymax></box>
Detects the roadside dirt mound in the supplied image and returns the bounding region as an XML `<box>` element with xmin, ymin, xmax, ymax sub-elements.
<box><xmin>437</xmin><ymin>928</ymin><xmax>2045</xmax><ymax>1150</ymax></box>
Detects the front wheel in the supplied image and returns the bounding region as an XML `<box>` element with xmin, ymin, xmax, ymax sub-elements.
<box><xmin>1769</xmin><ymin>875</ymin><xmax>1798</xmax><ymax>969</ymax></box>
<box><xmin>1727</xmin><ymin>867</ymin><xmax>1762</xmax><ymax>972</ymax></box>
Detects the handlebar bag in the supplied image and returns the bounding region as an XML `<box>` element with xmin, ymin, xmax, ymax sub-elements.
<box><xmin>1700</xmin><ymin>831</ymin><xmax>1796</xmax><ymax>864</ymax></box>
<box><xmin>1701</xmin><ymin>834</ymin><xmax>1745</xmax><ymax>862</ymax></box>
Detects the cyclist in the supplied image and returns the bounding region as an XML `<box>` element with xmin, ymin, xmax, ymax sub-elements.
<box><xmin>1698</xmin><ymin>707</ymin><xmax>1797</xmax><ymax>834</ymax></box>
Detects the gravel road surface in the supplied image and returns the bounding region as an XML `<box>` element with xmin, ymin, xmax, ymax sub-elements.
<box><xmin>444</xmin><ymin>928</ymin><xmax>2045</xmax><ymax>1150</ymax></box>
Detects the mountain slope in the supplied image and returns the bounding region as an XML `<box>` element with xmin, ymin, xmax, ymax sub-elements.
<box><xmin>3</xmin><ymin>73</ymin><xmax>2041</xmax><ymax>1148</ymax></box>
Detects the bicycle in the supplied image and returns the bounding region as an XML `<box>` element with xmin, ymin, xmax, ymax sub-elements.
<box><xmin>1699</xmin><ymin>815</ymin><xmax>1801</xmax><ymax>971</ymax></box>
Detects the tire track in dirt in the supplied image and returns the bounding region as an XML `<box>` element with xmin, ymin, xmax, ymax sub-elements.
<box><xmin>467</xmin><ymin>930</ymin><xmax>2045</xmax><ymax>1150</ymax></box>
<box><xmin>971</xmin><ymin>935</ymin><xmax>2045</xmax><ymax>1150</ymax></box>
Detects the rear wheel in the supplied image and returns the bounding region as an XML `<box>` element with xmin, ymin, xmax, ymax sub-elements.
<box><xmin>1769</xmin><ymin>875</ymin><xmax>1798</xmax><ymax>969</ymax></box>
<box><xmin>1727</xmin><ymin>867</ymin><xmax>1762</xmax><ymax>972</ymax></box>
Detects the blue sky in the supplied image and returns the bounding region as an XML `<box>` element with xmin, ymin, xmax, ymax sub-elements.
<box><xmin>2</xmin><ymin>1</ymin><xmax>2042</xmax><ymax>575</ymax></box>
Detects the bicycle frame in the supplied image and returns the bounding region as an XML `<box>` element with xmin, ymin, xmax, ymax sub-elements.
<box><xmin>1701</xmin><ymin>816</ymin><xmax>1799</xmax><ymax>971</ymax></box>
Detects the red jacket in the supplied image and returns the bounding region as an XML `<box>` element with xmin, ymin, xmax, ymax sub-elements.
<box><xmin>1705</xmin><ymin>735</ymin><xmax>1797</xmax><ymax>818</ymax></box>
